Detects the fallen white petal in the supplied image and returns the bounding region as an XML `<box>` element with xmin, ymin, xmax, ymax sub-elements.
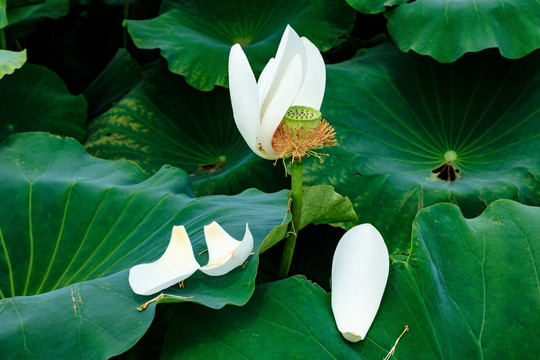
<box><xmin>129</xmin><ymin>226</ymin><xmax>201</xmax><ymax>296</ymax></box>
<box><xmin>292</xmin><ymin>37</ymin><xmax>326</xmax><ymax>110</ymax></box>
<box><xmin>200</xmin><ymin>222</ymin><xmax>253</xmax><ymax>276</ymax></box>
<box><xmin>331</xmin><ymin>223</ymin><xmax>389</xmax><ymax>342</ymax></box>
<box><xmin>228</xmin><ymin>44</ymin><xmax>268</xmax><ymax>158</ymax></box>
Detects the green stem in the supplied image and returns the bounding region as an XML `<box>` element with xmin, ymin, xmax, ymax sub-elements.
<box><xmin>0</xmin><ymin>29</ymin><xmax>7</xmax><ymax>50</ymax></box>
<box><xmin>278</xmin><ymin>159</ymin><xmax>304</xmax><ymax>278</ymax></box>
<box><xmin>122</xmin><ymin>0</ymin><xmax>129</xmax><ymax>49</ymax></box>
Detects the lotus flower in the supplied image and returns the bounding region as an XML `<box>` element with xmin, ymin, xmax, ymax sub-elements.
<box><xmin>331</xmin><ymin>224</ymin><xmax>389</xmax><ymax>342</ymax></box>
<box><xmin>129</xmin><ymin>223</ymin><xmax>254</xmax><ymax>296</ymax></box>
<box><xmin>228</xmin><ymin>25</ymin><xmax>326</xmax><ymax>159</ymax></box>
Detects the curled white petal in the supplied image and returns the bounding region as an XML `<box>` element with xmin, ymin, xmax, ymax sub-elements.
<box><xmin>200</xmin><ymin>222</ymin><xmax>253</xmax><ymax>276</ymax></box>
<box><xmin>331</xmin><ymin>223</ymin><xmax>389</xmax><ymax>342</ymax></box>
<box><xmin>128</xmin><ymin>226</ymin><xmax>201</xmax><ymax>296</ymax></box>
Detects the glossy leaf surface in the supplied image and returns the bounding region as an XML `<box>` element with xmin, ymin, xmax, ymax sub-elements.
<box><xmin>346</xmin><ymin>0</ymin><xmax>540</xmax><ymax>61</ymax></box>
<box><xmin>0</xmin><ymin>132</ymin><xmax>289</xmax><ymax>359</ymax></box>
<box><xmin>386</xmin><ymin>0</ymin><xmax>540</xmax><ymax>62</ymax></box>
<box><xmin>308</xmin><ymin>42</ymin><xmax>540</xmax><ymax>252</ymax></box>
<box><xmin>126</xmin><ymin>0</ymin><xmax>355</xmax><ymax>90</ymax></box>
<box><xmin>162</xmin><ymin>200</ymin><xmax>540</xmax><ymax>359</ymax></box>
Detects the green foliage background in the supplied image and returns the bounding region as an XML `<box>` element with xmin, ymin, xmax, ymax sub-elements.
<box><xmin>0</xmin><ymin>0</ymin><xmax>538</xmax><ymax>359</ymax></box>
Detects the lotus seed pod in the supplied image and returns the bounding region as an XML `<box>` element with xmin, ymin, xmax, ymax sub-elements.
<box><xmin>282</xmin><ymin>105</ymin><xmax>322</xmax><ymax>136</ymax></box>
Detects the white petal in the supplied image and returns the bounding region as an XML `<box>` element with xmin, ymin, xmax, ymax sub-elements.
<box><xmin>200</xmin><ymin>222</ymin><xmax>254</xmax><ymax>276</ymax></box>
<box><xmin>331</xmin><ymin>224</ymin><xmax>389</xmax><ymax>342</ymax></box>
<box><xmin>228</xmin><ymin>44</ymin><xmax>270</xmax><ymax>159</ymax></box>
<box><xmin>291</xmin><ymin>37</ymin><xmax>326</xmax><ymax>110</ymax></box>
<box><xmin>258</xmin><ymin>25</ymin><xmax>307</xmax><ymax>155</ymax></box>
<box><xmin>128</xmin><ymin>226</ymin><xmax>201</xmax><ymax>296</ymax></box>
<box><xmin>257</xmin><ymin>57</ymin><xmax>276</xmax><ymax>108</ymax></box>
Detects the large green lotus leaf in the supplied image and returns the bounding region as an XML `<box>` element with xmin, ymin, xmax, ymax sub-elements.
<box><xmin>0</xmin><ymin>64</ymin><xmax>87</xmax><ymax>141</ymax></box>
<box><xmin>85</xmin><ymin>62</ymin><xmax>288</xmax><ymax>196</ymax></box>
<box><xmin>161</xmin><ymin>200</ymin><xmax>539</xmax><ymax>359</ymax></box>
<box><xmin>6</xmin><ymin>0</ymin><xmax>68</xmax><ymax>27</ymax></box>
<box><xmin>307</xmin><ymin>42</ymin><xmax>540</xmax><ymax>252</ymax></box>
<box><xmin>161</xmin><ymin>276</ymin><xmax>362</xmax><ymax>359</ymax></box>
<box><xmin>345</xmin><ymin>0</ymin><xmax>540</xmax><ymax>62</ymax></box>
<box><xmin>386</xmin><ymin>0</ymin><xmax>540</xmax><ymax>62</ymax></box>
<box><xmin>0</xmin><ymin>49</ymin><xmax>26</xmax><ymax>79</ymax></box>
<box><xmin>0</xmin><ymin>132</ymin><xmax>289</xmax><ymax>359</ymax></box>
<box><xmin>125</xmin><ymin>0</ymin><xmax>355</xmax><ymax>91</ymax></box>
<box><xmin>0</xmin><ymin>272</ymin><xmax>156</xmax><ymax>360</ymax></box>
<box><xmin>363</xmin><ymin>200</ymin><xmax>540</xmax><ymax>359</ymax></box>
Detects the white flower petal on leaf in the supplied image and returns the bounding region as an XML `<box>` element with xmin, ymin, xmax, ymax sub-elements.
<box><xmin>228</xmin><ymin>24</ymin><xmax>326</xmax><ymax>160</ymax></box>
<box><xmin>331</xmin><ymin>223</ymin><xmax>389</xmax><ymax>342</ymax></box>
<box><xmin>128</xmin><ymin>226</ymin><xmax>201</xmax><ymax>296</ymax></box>
<box><xmin>200</xmin><ymin>222</ymin><xmax>253</xmax><ymax>276</ymax></box>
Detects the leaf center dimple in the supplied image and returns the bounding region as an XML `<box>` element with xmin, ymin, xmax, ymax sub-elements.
<box><xmin>196</xmin><ymin>156</ymin><xmax>227</xmax><ymax>174</ymax></box>
<box><xmin>444</xmin><ymin>150</ymin><xmax>457</xmax><ymax>162</ymax></box>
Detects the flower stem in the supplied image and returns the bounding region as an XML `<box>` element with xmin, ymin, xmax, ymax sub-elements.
<box><xmin>278</xmin><ymin>159</ymin><xmax>304</xmax><ymax>278</ymax></box>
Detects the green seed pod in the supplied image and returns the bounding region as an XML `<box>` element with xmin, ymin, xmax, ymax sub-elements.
<box><xmin>282</xmin><ymin>106</ymin><xmax>322</xmax><ymax>136</ymax></box>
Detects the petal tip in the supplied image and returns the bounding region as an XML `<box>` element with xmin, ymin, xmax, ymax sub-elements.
<box><xmin>341</xmin><ymin>331</ymin><xmax>364</xmax><ymax>343</ymax></box>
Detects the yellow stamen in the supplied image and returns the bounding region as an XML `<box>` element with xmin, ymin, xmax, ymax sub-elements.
<box><xmin>271</xmin><ymin>119</ymin><xmax>337</xmax><ymax>162</ymax></box>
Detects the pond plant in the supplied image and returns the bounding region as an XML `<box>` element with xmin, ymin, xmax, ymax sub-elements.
<box><xmin>0</xmin><ymin>0</ymin><xmax>539</xmax><ymax>359</ymax></box>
